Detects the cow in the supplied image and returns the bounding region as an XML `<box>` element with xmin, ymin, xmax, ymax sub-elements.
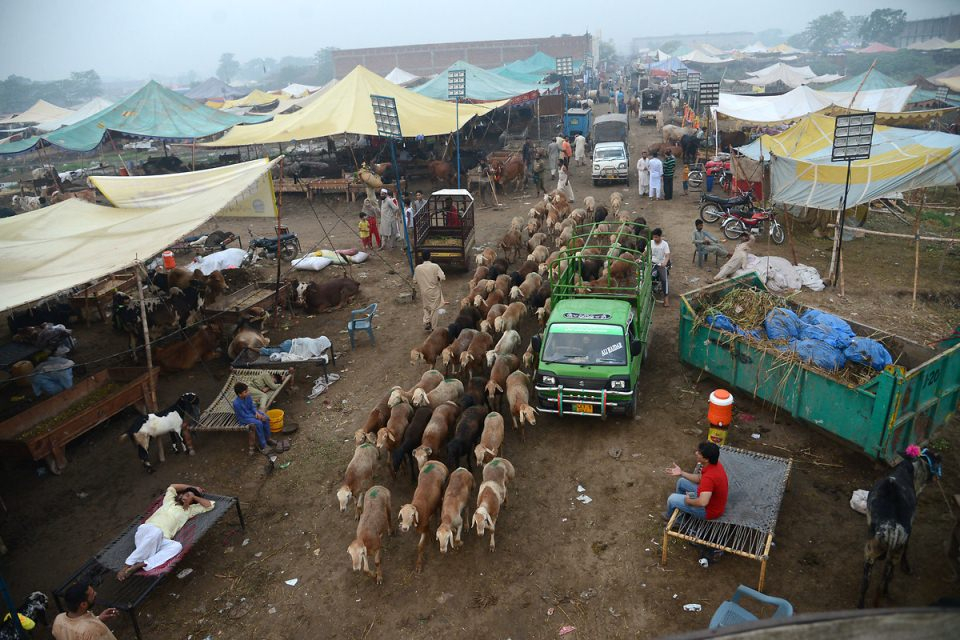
<box><xmin>662</xmin><ymin>124</ymin><xmax>695</xmax><ymax>145</ymax></box>
<box><xmin>289</xmin><ymin>277</ymin><xmax>361</xmax><ymax>313</ymax></box>
<box><xmin>490</xmin><ymin>153</ymin><xmax>526</xmax><ymax>194</ymax></box>
<box><xmin>152</xmin><ymin>323</ymin><xmax>223</xmax><ymax>372</ymax></box>
<box><xmin>112</xmin><ymin>292</ymin><xmax>184</xmax><ymax>363</ymax></box>
<box><xmin>679</xmin><ymin>133</ymin><xmax>703</xmax><ymax>165</ymax></box>
<box><xmin>167</xmin><ymin>268</ymin><xmax>227</xmax><ymax>304</ymax></box>
<box><xmin>427</xmin><ymin>160</ymin><xmax>456</xmax><ymax>186</ymax></box>
<box><xmin>7</xmin><ymin>302</ymin><xmax>76</xmax><ymax>335</ymax></box>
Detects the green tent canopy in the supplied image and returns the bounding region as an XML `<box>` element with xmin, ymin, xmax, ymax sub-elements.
<box><xmin>413</xmin><ymin>60</ymin><xmax>554</xmax><ymax>102</ymax></box>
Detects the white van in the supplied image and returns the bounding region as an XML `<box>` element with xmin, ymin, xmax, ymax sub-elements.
<box><xmin>592</xmin><ymin>141</ymin><xmax>630</xmax><ymax>186</ymax></box>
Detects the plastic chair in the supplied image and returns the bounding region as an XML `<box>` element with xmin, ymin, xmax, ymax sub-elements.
<box><xmin>347</xmin><ymin>303</ymin><xmax>378</xmax><ymax>349</ymax></box>
<box><xmin>693</xmin><ymin>243</ymin><xmax>720</xmax><ymax>268</ymax></box>
<box><xmin>709</xmin><ymin>584</ymin><xmax>794</xmax><ymax>629</ymax></box>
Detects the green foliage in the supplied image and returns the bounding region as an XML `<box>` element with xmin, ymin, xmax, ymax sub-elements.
<box><xmin>659</xmin><ymin>40</ymin><xmax>682</xmax><ymax>54</ymax></box>
<box><xmin>859</xmin><ymin>9</ymin><xmax>907</xmax><ymax>46</ymax></box>
<box><xmin>0</xmin><ymin>71</ymin><xmax>101</xmax><ymax>115</ymax></box>
<box><xmin>216</xmin><ymin>53</ymin><xmax>240</xmax><ymax>83</ymax></box>
<box><xmin>846</xmin><ymin>15</ymin><xmax>867</xmax><ymax>44</ymax></box>
<box><xmin>599</xmin><ymin>39</ymin><xmax>617</xmax><ymax>62</ymax></box>
<box><xmin>803</xmin><ymin>11</ymin><xmax>848</xmax><ymax>51</ymax></box>
<box><xmin>840</xmin><ymin>50</ymin><xmax>960</xmax><ymax>82</ymax></box>
<box><xmin>314</xmin><ymin>48</ymin><xmax>337</xmax><ymax>85</ymax></box>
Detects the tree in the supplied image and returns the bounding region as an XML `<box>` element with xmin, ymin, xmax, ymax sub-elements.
<box><xmin>802</xmin><ymin>11</ymin><xmax>848</xmax><ymax>51</ymax></box>
<box><xmin>599</xmin><ymin>38</ymin><xmax>617</xmax><ymax>62</ymax></box>
<box><xmin>217</xmin><ymin>53</ymin><xmax>240</xmax><ymax>83</ymax></box>
<box><xmin>68</xmin><ymin>70</ymin><xmax>101</xmax><ymax>101</ymax></box>
<box><xmin>860</xmin><ymin>8</ymin><xmax>907</xmax><ymax>46</ymax></box>
<box><xmin>846</xmin><ymin>15</ymin><xmax>867</xmax><ymax>44</ymax></box>
<box><xmin>659</xmin><ymin>40</ymin><xmax>682</xmax><ymax>54</ymax></box>
<box><xmin>314</xmin><ymin>47</ymin><xmax>337</xmax><ymax>84</ymax></box>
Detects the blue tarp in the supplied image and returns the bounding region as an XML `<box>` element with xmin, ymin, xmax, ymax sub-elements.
<box><xmin>648</xmin><ymin>57</ymin><xmax>689</xmax><ymax>73</ymax></box>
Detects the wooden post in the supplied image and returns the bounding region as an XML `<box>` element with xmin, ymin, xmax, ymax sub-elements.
<box><xmin>912</xmin><ymin>189</ymin><xmax>926</xmax><ymax>308</ymax></box>
<box><xmin>134</xmin><ymin>263</ymin><xmax>159</xmax><ymax>412</ymax></box>
<box><xmin>786</xmin><ymin>207</ymin><xmax>798</xmax><ymax>266</ymax></box>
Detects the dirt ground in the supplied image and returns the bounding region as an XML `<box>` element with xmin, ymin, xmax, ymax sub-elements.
<box><xmin>2</xmin><ymin>117</ymin><xmax>959</xmax><ymax>640</ymax></box>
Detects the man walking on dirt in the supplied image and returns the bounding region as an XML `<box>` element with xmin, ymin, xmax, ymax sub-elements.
<box><xmin>414</xmin><ymin>251</ymin><xmax>446</xmax><ymax>331</ymax></box>
<box><xmin>574</xmin><ymin>133</ymin><xmax>587</xmax><ymax>167</ymax></box>
<box><xmin>662</xmin><ymin>149</ymin><xmax>677</xmax><ymax>200</ymax></box>
<box><xmin>522</xmin><ymin>138</ymin><xmax>534</xmax><ymax>187</ymax></box>
<box><xmin>547</xmin><ymin>138</ymin><xmax>560</xmax><ymax>179</ymax></box>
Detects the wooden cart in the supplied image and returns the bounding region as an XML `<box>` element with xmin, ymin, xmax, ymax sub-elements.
<box><xmin>69</xmin><ymin>273</ymin><xmax>137</xmax><ymax>325</ymax></box>
<box><xmin>202</xmin><ymin>281</ymin><xmax>289</xmax><ymax>325</ymax></box>
<box><xmin>412</xmin><ymin>189</ymin><xmax>476</xmax><ymax>271</ymax></box>
<box><xmin>0</xmin><ymin>367</ymin><xmax>158</xmax><ymax>474</ymax></box>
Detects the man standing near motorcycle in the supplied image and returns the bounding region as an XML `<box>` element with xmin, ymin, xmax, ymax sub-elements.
<box><xmin>651</xmin><ymin>228</ymin><xmax>671</xmax><ymax>307</ymax></box>
<box><xmin>378</xmin><ymin>188</ymin><xmax>401</xmax><ymax>250</ymax></box>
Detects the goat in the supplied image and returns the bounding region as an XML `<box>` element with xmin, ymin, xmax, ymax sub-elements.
<box><xmin>437</xmin><ymin>467</ymin><xmax>475</xmax><ymax>553</ymax></box>
<box><xmin>121</xmin><ymin>393</ymin><xmax>198</xmax><ymax>471</ymax></box>
<box><xmin>495</xmin><ymin>302</ymin><xmax>527</xmax><ymax>334</ymax></box>
<box><xmin>410</xmin><ymin>327</ymin><xmax>451</xmax><ymax>368</ymax></box>
<box><xmin>412</xmin><ymin>401</ymin><xmax>460</xmax><ymax>469</ymax></box>
<box><xmin>355</xmin><ymin>388</ymin><xmax>393</xmax><ymax>444</ymax></box>
<box><xmin>412</xmin><ymin>378</ymin><xmax>464</xmax><ymax>409</ymax></box>
<box><xmin>474</xmin><ymin>412</ymin><xmax>505</xmax><ymax>466</ymax></box>
<box><xmin>398</xmin><ymin>461</ymin><xmax>449</xmax><ymax>572</ymax></box>
<box><xmin>858</xmin><ymin>447</ymin><xmax>942</xmax><ymax>608</ymax></box>
<box><xmin>347</xmin><ymin>486</ymin><xmax>393</xmax><ymax>584</ymax></box>
<box><xmin>486</xmin><ymin>329</ymin><xmax>521</xmax><ymax>367</ymax></box>
<box><xmin>337</xmin><ymin>443</ymin><xmax>378</xmax><ymax>519</ymax></box>
<box><xmin>446</xmin><ymin>405</ymin><xmax>488</xmax><ymax>470</ymax></box>
<box><xmin>480</xmin><ymin>304</ymin><xmax>507</xmax><ymax>334</ymax></box>
<box><xmin>391</xmin><ymin>407</ymin><xmax>433</xmax><ymax>484</ymax></box>
<box><xmin>505</xmin><ymin>370</ymin><xmax>536</xmax><ymax>442</ymax></box>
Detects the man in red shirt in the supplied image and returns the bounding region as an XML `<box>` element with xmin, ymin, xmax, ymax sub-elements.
<box><xmin>663</xmin><ymin>442</ymin><xmax>728</xmax><ymax>521</ymax></box>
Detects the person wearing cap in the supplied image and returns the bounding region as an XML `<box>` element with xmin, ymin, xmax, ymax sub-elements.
<box><xmin>378</xmin><ymin>188</ymin><xmax>401</xmax><ymax>250</ymax></box>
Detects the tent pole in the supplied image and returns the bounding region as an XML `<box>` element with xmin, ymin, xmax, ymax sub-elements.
<box><xmin>828</xmin><ymin>159</ymin><xmax>853</xmax><ymax>285</ymax></box>
<box><xmin>912</xmin><ymin>189</ymin><xmax>926</xmax><ymax>308</ymax></box>
<box><xmin>134</xmin><ymin>262</ymin><xmax>158</xmax><ymax>410</ymax></box>
<box><xmin>391</xmin><ymin>140</ymin><xmax>415</xmax><ymax>276</ymax></box>
<box><xmin>191</xmin><ymin>141</ymin><xmax>196</xmax><ymax>171</ymax></box>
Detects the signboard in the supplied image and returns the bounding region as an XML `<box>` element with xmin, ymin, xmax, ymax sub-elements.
<box><xmin>677</xmin><ymin>68</ymin><xmax>688</xmax><ymax>83</ymax></box>
<box><xmin>370</xmin><ymin>95</ymin><xmax>402</xmax><ymax>140</ymax></box>
<box><xmin>699</xmin><ymin>81</ymin><xmax>720</xmax><ymax>106</ymax></box>
<box><xmin>556</xmin><ymin>56</ymin><xmax>574</xmax><ymax>76</ymax></box>
<box><xmin>687</xmin><ymin>72</ymin><xmax>701</xmax><ymax>92</ymax></box>
<box><xmin>831</xmin><ymin>112</ymin><xmax>876</xmax><ymax>162</ymax></box>
<box><xmin>447</xmin><ymin>69</ymin><xmax>466</xmax><ymax>99</ymax></box>
<box><xmin>936</xmin><ymin>86</ymin><xmax>949</xmax><ymax>102</ymax></box>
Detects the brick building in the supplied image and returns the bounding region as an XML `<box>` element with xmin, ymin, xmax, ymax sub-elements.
<box><xmin>332</xmin><ymin>34</ymin><xmax>593</xmax><ymax>78</ymax></box>
<box><xmin>896</xmin><ymin>14</ymin><xmax>960</xmax><ymax>47</ymax></box>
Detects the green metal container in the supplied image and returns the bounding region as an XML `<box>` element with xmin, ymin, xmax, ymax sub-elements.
<box><xmin>678</xmin><ymin>275</ymin><xmax>960</xmax><ymax>465</ymax></box>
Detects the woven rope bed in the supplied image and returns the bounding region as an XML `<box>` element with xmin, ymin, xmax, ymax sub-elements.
<box><xmin>661</xmin><ymin>446</ymin><xmax>792</xmax><ymax>590</ymax></box>
<box><xmin>194</xmin><ymin>368</ymin><xmax>291</xmax><ymax>432</ymax></box>
<box><xmin>53</xmin><ymin>493</ymin><xmax>244</xmax><ymax>640</ymax></box>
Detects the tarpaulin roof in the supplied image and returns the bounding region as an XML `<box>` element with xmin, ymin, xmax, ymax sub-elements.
<box><xmin>281</xmin><ymin>83</ymin><xmax>320</xmax><ymax>98</ymax></box>
<box><xmin>200</xmin><ymin>65</ymin><xmax>501</xmax><ymax>147</ymax></box>
<box><xmin>184</xmin><ymin>77</ymin><xmax>246</xmax><ymax>101</ymax></box>
<box><xmin>857</xmin><ymin>42</ymin><xmax>899</xmax><ymax>53</ymax></box>
<box><xmin>0</xmin><ymin>99</ymin><xmax>74</xmax><ymax>125</ymax></box>
<box><xmin>0</xmin><ymin>158</ymin><xmax>279</xmax><ymax>312</ymax></box>
<box><xmin>931</xmin><ymin>65</ymin><xmax>960</xmax><ymax>92</ymax></box>
<box><xmin>741</xmin><ymin>42</ymin><xmax>771</xmax><ymax>54</ymax></box>
<box><xmin>245</xmin><ymin>80</ymin><xmax>337</xmax><ymax>116</ymax></box>
<box><xmin>680</xmin><ymin>50</ymin><xmax>733</xmax><ymax>64</ymax></box>
<box><xmin>697</xmin><ymin>43</ymin><xmax>726</xmax><ymax>56</ymax></box>
<box><xmin>220</xmin><ymin>89</ymin><xmax>281</xmax><ymax>110</ymax></box>
<box><xmin>648</xmin><ymin>57</ymin><xmax>688</xmax><ymax>72</ymax></box>
<box><xmin>35</xmin><ymin>97</ymin><xmax>113</xmax><ymax>132</ymax></box>
<box><xmin>743</xmin><ymin>66</ymin><xmax>839</xmax><ymax>88</ymax></box>
<box><xmin>907</xmin><ymin>38</ymin><xmax>954</xmax><ymax>51</ymax></box>
<box><xmin>747</xmin><ymin>63</ymin><xmax>816</xmax><ymax>79</ymax></box>
<box><xmin>505</xmin><ymin>51</ymin><xmax>558</xmax><ymax>76</ymax></box>
<box><xmin>384</xmin><ymin>68</ymin><xmax>421</xmax><ymax>86</ymax></box>
<box><xmin>821</xmin><ymin>69</ymin><xmax>904</xmax><ymax>92</ymax></box>
<box><xmin>736</xmin><ymin>114</ymin><xmax>960</xmax><ymax>210</ymax></box>
<box><xmin>716</xmin><ymin>85</ymin><xmax>915</xmax><ymax>124</ymax></box>
<box><xmin>490</xmin><ymin>65</ymin><xmax>545</xmax><ymax>86</ymax></box>
<box><xmin>413</xmin><ymin>60</ymin><xmax>553</xmax><ymax>102</ymax></box>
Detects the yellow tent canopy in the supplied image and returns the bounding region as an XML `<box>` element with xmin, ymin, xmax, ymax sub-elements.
<box><xmin>202</xmin><ymin>65</ymin><xmax>503</xmax><ymax>147</ymax></box>
<box><xmin>219</xmin><ymin>89</ymin><xmax>281</xmax><ymax>110</ymax></box>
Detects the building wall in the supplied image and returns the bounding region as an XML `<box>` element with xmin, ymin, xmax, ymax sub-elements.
<box><xmin>631</xmin><ymin>33</ymin><xmax>755</xmax><ymax>55</ymax></box>
<box><xmin>332</xmin><ymin>35</ymin><xmax>592</xmax><ymax>78</ymax></box>
<box><xmin>896</xmin><ymin>14</ymin><xmax>960</xmax><ymax>47</ymax></box>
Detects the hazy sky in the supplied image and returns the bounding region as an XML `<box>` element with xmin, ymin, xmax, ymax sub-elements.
<box><xmin>2</xmin><ymin>0</ymin><xmax>956</xmax><ymax>81</ymax></box>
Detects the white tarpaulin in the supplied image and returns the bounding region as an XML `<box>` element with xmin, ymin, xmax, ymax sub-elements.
<box><xmin>747</xmin><ymin>63</ymin><xmax>816</xmax><ymax>79</ymax></box>
<box><xmin>716</xmin><ymin>85</ymin><xmax>915</xmax><ymax>124</ymax></box>
<box><xmin>384</xmin><ymin>67</ymin><xmax>421</xmax><ymax>86</ymax></box>
<box><xmin>35</xmin><ymin>97</ymin><xmax>114</xmax><ymax>132</ymax></box>
<box><xmin>0</xmin><ymin>158</ymin><xmax>279</xmax><ymax>311</ymax></box>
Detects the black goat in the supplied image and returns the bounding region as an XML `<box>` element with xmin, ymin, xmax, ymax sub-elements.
<box><xmin>446</xmin><ymin>405</ymin><xmax>487</xmax><ymax>471</ymax></box>
<box><xmin>391</xmin><ymin>407</ymin><xmax>432</xmax><ymax>484</ymax></box>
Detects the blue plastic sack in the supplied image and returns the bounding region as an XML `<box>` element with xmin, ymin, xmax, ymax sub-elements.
<box><xmin>792</xmin><ymin>339</ymin><xmax>846</xmax><ymax>370</ymax></box>
<box><xmin>844</xmin><ymin>337</ymin><xmax>893</xmax><ymax>371</ymax></box>
<box><xmin>706</xmin><ymin>314</ymin><xmax>738</xmax><ymax>334</ymax></box>
<box><xmin>800</xmin><ymin>323</ymin><xmax>853</xmax><ymax>350</ymax></box>
<box><xmin>800</xmin><ymin>310</ymin><xmax>855</xmax><ymax>342</ymax></box>
<box><xmin>764</xmin><ymin>308</ymin><xmax>805</xmax><ymax>341</ymax></box>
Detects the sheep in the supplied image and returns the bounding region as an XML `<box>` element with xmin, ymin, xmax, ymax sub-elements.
<box><xmin>509</xmin><ymin>216</ymin><xmax>524</xmax><ymax>232</ymax></box>
<box><xmin>505</xmin><ymin>370</ymin><xmax>536</xmax><ymax>442</ymax></box>
<box><xmin>483</xmin><ymin>457</ymin><xmax>516</xmax><ymax>490</ymax></box>
<box><xmin>440</xmin><ymin>329</ymin><xmax>478</xmax><ymax>376</ymax></box>
<box><xmin>474</xmin><ymin>412</ymin><xmax>505</xmax><ymax>467</ymax></box>
<box><xmin>495</xmin><ymin>302</ymin><xmax>527</xmax><ymax>334</ymax></box>
<box><xmin>528</xmin><ymin>245</ymin><xmax>550</xmax><ymax>265</ymax></box>
<box><xmin>499</xmin><ymin>227</ymin><xmax>523</xmax><ymax>264</ymax></box>
<box><xmin>391</xmin><ymin>407</ymin><xmax>433</xmax><ymax>484</ymax></box>
<box><xmin>446</xmin><ymin>405</ymin><xmax>488</xmax><ymax>471</ymax></box>
<box><xmin>485</xmin><ymin>353</ymin><xmax>521</xmax><ymax>408</ymax></box>
<box><xmin>480</xmin><ymin>304</ymin><xmax>507</xmax><ymax>335</ymax></box>
<box><xmin>467</xmin><ymin>279</ymin><xmax>496</xmax><ymax>300</ymax></box>
<box><xmin>410</xmin><ymin>327</ymin><xmax>452</xmax><ymax>368</ymax></box>
<box><xmin>376</xmin><ymin>400</ymin><xmax>414</xmax><ymax>454</ymax></box>
<box><xmin>493</xmin><ymin>274</ymin><xmax>513</xmax><ymax>299</ymax></box>
<box><xmin>388</xmin><ymin>369</ymin><xmax>445</xmax><ymax>408</ymax></box>
<box><xmin>120</xmin><ymin>392</ymin><xmax>198</xmax><ymax>471</ymax></box>
<box><xmin>463</xmin><ymin>376</ymin><xmax>489</xmax><ymax>411</ymax></box>
<box><xmin>337</xmin><ymin>443</ymin><xmax>378</xmax><ymax>519</ymax></box>
<box><xmin>412</xmin><ymin>378</ymin><xmax>464</xmax><ymax>409</ymax></box>
<box><xmin>510</xmin><ymin>272</ymin><xmax>542</xmax><ymax>302</ymax></box>
<box><xmin>355</xmin><ymin>388</ymin><xmax>394</xmax><ymax>444</ymax></box>
<box><xmin>525</xmin><ymin>216</ymin><xmax>541</xmax><ymax>237</ymax></box>
<box><xmin>473</xmin><ymin>289</ymin><xmax>504</xmax><ymax>316</ymax></box>
<box><xmin>583</xmin><ymin>195</ymin><xmax>596</xmax><ymax>215</ymax></box>
<box><xmin>522</xmin><ymin>338</ymin><xmax>539</xmax><ymax>371</ymax></box>
<box><xmin>469</xmin><ymin>265</ymin><xmax>489</xmax><ymax>289</ymax></box>
<box><xmin>551</xmin><ymin>192</ymin><xmax>572</xmax><ymax>218</ymax></box>
<box><xmin>527</xmin><ymin>232</ymin><xmax>547</xmax><ymax>253</ymax></box>
<box><xmin>412</xmin><ymin>401</ymin><xmax>461</xmax><ymax>469</ymax></box>
<box><xmin>555</xmin><ymin>225</ymin><xmax>573</xmax><ymax>248</ymax></box>
<box><xmin>459</xmin><ymin>331</ymin><xmax>494</xmax><ymax>380</ymax></box>
<box><xmin>454</xmin><ymin>306</ymin><xmax>482</xmax><ymax>330</ymax></box>
<box><xmin>609</xmin><ymin>191</ymin><xmax>623</xmax><ymax>217</ymax></box>
<box><xmin>473</xmin><ymin>480</ymin><xmax>507</xmax><ymax>552</ymax></box>
<box><xmin>437</xmin><ymin>467</ymin><xmax>475</xmax><ymax>554</ymax></box>
<box><xmin>398</xmin><ymin>461</ymin><xmax>449</xmax><ymax>572</ymax></box>
<box><xmin>486</xmin><ymin>329</ymin><xmax>521</xmax><ymax>367</ymax></box>
<box><xmin>515</xmin><ymin>260</ymin><xmax>540</xmax><ymax>278</ymax></box>
<box><xmin>347</xmin><ymin>485</ymin><xmax>393</xmax><ymax>584</ymax></box>
<box><xmin>535</xmin><ymin>297</ymin><xmax>552</xmax><ymax>329</ymax></box>
<box><xmin>475</xmin><ymin>247</ymin><xmax>497</xmax><ymax>267</ymax></box>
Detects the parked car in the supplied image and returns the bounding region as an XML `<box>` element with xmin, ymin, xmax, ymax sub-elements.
<box><xmin>591</xmin><ymin>141</ymin><xmax>630</xmax><ymax>186</ymax></box>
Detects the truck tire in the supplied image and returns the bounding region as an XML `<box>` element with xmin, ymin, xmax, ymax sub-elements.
<box><xmin>626</xmin><ymin>384</ymin><xmax>640</xmax><ymax>419</ymax></box>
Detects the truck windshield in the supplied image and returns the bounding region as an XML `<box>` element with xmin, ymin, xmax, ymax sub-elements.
<box><xmin>542</xmin><ymin>323</ymin><xmax>627</xmax><ymax>365</ymax></box>
<box><xmin>595</xmin><ymin>147</ymin><xmax>625</xmax><ymax>160</ymax></box>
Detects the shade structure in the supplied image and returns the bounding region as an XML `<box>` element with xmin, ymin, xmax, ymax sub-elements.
<box><xmin>0</xmin><ymin>81</ymin><xmax>271</xmax><ymax>156</ymax></box>
<box><xmin>743</xmin><ymin>66</ymin><xmax>841</xmax><ymax>89</ymax></box>
<box><xmin>383</xmin><ymin>68</ymin><xmax>421</xmax><ymax>86</ymax></box>
<box><xmin>907</xmin><ymin>38</ymin><xmax>954</xmax><ymax>51</ymax></box>
<box><xmin>184</xmin><ymin>77</ymin><xmax>246</xmax><ymax>101</ymax></box>
<box><xmin>35</xmin><ymin>98</ymin><xmax>114</xmax><ymax>132</ymax></box>
<box><xmin>680</xmin><ymin>50</ymin><xmax>733</xmax><ymax>64</ymax></box>
<box><xmin>0</xmin><ymin>158</ymin><xmax>279</xmax><ymax>312</ymax></box>
<box><xmin>930</xmin><ymin>65</ymin><xmax>960</xmax><ymax>93</ymax></box>
<box><xmin>857</xmin><ymin>42</ymin><xmax>899</xmax><ymax>54</ymax></box>
<box><xmin>648</xmin><ymin>57</ymin><xmax>688</xmax><ymax>73</ymax></box>
<box><xmin>740</xmin><ymin>42</ymin><xmax>770</xmax><ymax>54</ymax></box>
<box><xmin>821</xmin><ymin>70</ymin><xmax>904</xmax><ymax>92</ymax></box>
<box><xmin>200</xmin><ymin>65</ymin><xmax>501</xmax><ymax>148</ymax></box>
<box><xmin>716</xmin><ymin>85</ymin><xmax>915</xmax><ymax>124</ymax></box>
<box><xmin>735</xmin><ymin>114</ymin><xmax>960</xmax><ymax>210</ymax></box>
<box><xmin>413</xmin><ymin>60</ymin><xmax>552</xmax><ymax>102</ymax></box>
<box><xmin>244</xmin><ymin>80</ymin><xmax>337</xmax><ymax>116</ymax></box>
<box><xmin>281</xmin><ymin>83</ymin><xmax>320</xmax><ymax>98</ymax></box>
<box><xmin>0</xmin><ymin>99</ymin><xmax>74</xmax><ymax>125</ymax></box>
<box><xmin>219</xmin><ymin>90</ymin><xmax>281</xmax><ymax>110</ymax></box>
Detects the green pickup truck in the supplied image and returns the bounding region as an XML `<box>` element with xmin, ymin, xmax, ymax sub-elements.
<box><xmin>533</xmin><ymin>223</ymin><xmax>654</xmax><ymax>419</ymax></box>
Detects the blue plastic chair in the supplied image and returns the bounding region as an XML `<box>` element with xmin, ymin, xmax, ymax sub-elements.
<box><xmin>709</xmin><ymin>585</ymin><xmax>794</xmax><ymax>629</ymax></box>
<box><xmin>347</xmin><ymin>303</ymin><xmax>378</xmax><ymax>349</ymax></box>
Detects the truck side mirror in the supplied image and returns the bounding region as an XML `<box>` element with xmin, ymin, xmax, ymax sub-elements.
<box><xmin>532</xmin><ymin>335</ymin><xmax>543</xmax><ymax>352</ymax></box>
<box><xmin>630</xmin><ymin>340</ymin><xmax>642</xmax><ymax>357</ymax></box>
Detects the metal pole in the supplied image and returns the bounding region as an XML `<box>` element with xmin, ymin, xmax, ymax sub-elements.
<box><xmin>0</xmin><ymin>574</ymin><xmax>26</xmax><ymax>640</ymax></box>
<box><xmin>828</xmin><ymin>160</ymin><xmax>853</xmax><ymax>285</ymax></box>
<box><xmin>391</xmin><ymin>140</ymin><xmax>414</xmax><ymax>276</ymax></box>
<box><xmin>456</xmin><ymin>97</ymin><xmax>461</xmax><ymax>190</ymax></box>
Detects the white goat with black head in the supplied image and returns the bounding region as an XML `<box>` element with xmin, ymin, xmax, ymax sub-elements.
<box><xmin>121</xmin><ymin>393</ymin><xmax>199</xmax><ymax>472</ymax></box>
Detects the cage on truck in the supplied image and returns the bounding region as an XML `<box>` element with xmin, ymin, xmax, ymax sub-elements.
<box><xmin>411</xmin><ymin>189</ymin><xmax>476</xmax><ymax>271</ymax></box>
<box><xmin>534</xmin><ymin>223</ymin><xmax>654</xmax><ymax>419</ymax></box>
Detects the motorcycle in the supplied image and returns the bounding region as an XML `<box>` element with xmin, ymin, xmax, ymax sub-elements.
<box><xmin>699</xmin><ymin>190</ymin><xmax>757</xmax><ymax>223</ymax></box>
<box><xmin>721</xmin><ymin>208</ymin><xmax>785</xmax><ymax>245</ymax></box>
<box><xmin>245</xmin><ymin>225</ymin><xmax>301</xmax><ymax>263</ymax></box>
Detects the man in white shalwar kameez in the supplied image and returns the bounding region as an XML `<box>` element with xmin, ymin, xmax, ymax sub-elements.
<box><xmin>636</xmin><ymin>150</ymin><xmax>650</xmax><ymax>196</ymax></box>
<box><xmin>557</xmin><ymin>164</ymin><xmax>575</xmax><ymax>203</ymax></box>
<box><xmin>413</xmin><ymin>251</ymin><xmax>447</xmax><ymax>331</ymax></box>
<box><xmin>574</xmin><ymin>133</ymin><xmax>587</xmax><ymax>166</ymax></box>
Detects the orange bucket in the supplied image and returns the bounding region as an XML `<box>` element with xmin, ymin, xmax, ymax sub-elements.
<box><xmin>707</xmin><ymin>389</ymin><xmax>734</xmax><ymax>427</ymax></box>
<box><xmin>162</xmin><ymin>250</ymin><xmax>176</xmax><ymax>270</ymax></box>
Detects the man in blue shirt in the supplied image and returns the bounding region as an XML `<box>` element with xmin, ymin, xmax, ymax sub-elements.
<box><xmin>233</xmin><ymin>382</ymin><xmax>276</xmax><ymax>455</ymax></box>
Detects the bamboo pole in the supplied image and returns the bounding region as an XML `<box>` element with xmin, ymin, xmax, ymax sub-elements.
<box><xmin>913</xmin><ymin>189</ymin><xmax>926</xmax><ymax>308</ymax></box>
<box><xmin>134</xmin><ymin>262</ymin><xmax>159</xmax><ymax>412</ymax></box>
<box><xmin>826</xmin><ymin>224</ymin><xmax>958</xmax><ymax>243</ymax></box>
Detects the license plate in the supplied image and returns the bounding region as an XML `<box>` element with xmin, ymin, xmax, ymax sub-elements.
<box><xmin>573</xmin><ymin>403</ymin><xmax>593</xmax><ymax>414</ymax></box>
